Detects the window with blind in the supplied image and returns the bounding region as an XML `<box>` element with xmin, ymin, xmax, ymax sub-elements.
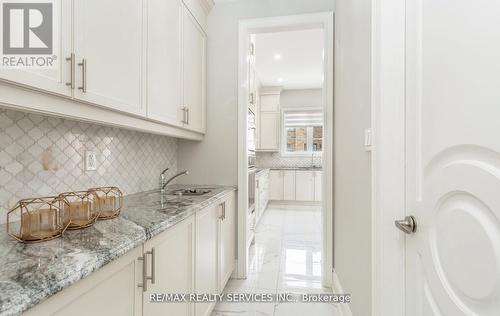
<box><xmin>282</xmin><ymin>109</ymin><xmax>323</xmax><ymax>155</ymax></box>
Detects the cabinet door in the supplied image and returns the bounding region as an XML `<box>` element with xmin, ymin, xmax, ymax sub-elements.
<box><xmin>0</xmin><ymin>0</ymin><xmax>72</xmax><ymax>96</ymax></box>
<box><xmin>314</xmin><ymin>171</ymin><xmax>322</xmax><ymax>202</ymax></box>
<box><xmin>283</xmin><ymin>170</ymin><xmax>296</xmax><ymax>201</ymax></box>
<box><xmin>259</xmin><ymin>112</ymin><xmax>280</xmax><ymax>151</ymax></box>
<box><xmin>183</xmin><ymin>8</ymin><xmax>206</xmax><ymax>133</ymax></box>
<box><xmin>219</xmin><ymin>192</ymin><xmax>235</xmax><ymax>291</ymax></box>
<box><xmin>73</xmin><ymin>0</ymin><xmax>145</xmax><ymax>116</ymax></box>
<box><xmin>259</xmin><ymin>172</ymin><xmax>269</xmax><ymax>214</ymax></box>
<box><xmin>143</xmin><ymin>216</ymin><xmax>195</xmax><ymax>316</ymax></box>
<box><xmin>25</xmin><ymin>247</ymin><xmax>143</xmax><ymax>316</ymax></box>
<box><xmin>147</xmin><ymin>0</ymin><xmax>184</xmax><ymax>126</ymax></box>
<box><xmin>295</xmin><ymin>171</ymin><xmax>314</xmax><ymax>201</ymax></box>
<box><xmin>269</xmin><ymin>170</ymin><xmax>284</xmax><ymax>200</ymax></box>
<box><xmin>195</xmin><ymin>204</ymin><xmax>218</xmax><ymax>316</ymax></box>
<box><xmin>260</xmin><ymin>94</ymin><xmax>280</xmax><ymax>112</ymax></box>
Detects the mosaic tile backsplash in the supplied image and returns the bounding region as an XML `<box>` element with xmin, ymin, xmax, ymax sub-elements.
<box><xmin>256</xmin><ymin>152</ymin><xmax>322</xmax><ymax>169</ymax></box>
<box><xmin>0</xmin><ymin>108</ymin><xmax>178</xmax><ymax>224</ymax></box>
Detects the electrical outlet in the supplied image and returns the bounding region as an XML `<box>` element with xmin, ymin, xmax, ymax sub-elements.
<box><xmin>85</xmin><ymin>151</ymin><xmax>97</xmax><ymax>171</ymax></box>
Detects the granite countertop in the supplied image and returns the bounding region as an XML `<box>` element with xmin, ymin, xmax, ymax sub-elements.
<box><xmin>0</xmin><ymin>184</ymin><xmax>236</xmax><ymax>316</ymax></box>
<box><xmin>267</xmin><ymin>167</ymin><xmax>323</xmax><ymax>171</ymax></box>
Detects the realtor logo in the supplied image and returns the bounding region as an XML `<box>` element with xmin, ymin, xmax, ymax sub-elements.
<box><xmin>1</xmin><ymin>1</ymin><xmax>56</xmax><ymax>68</ymax></box>
<box><xmin>3</xmin><ymin>3</ymin><xmax>52</xmax><ymax>54</ymax></box>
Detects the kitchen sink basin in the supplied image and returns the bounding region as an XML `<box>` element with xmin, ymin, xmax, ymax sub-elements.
<box><xmin>169</xmin><ymin>188</ymin><xmax>212</xmax><ymax>196</ymax></box>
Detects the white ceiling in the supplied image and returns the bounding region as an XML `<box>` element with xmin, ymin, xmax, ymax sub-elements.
<box><xmin>255</xmin><ymin>29</ymin><xmax>324</xmax><ymax>90</ymax></box>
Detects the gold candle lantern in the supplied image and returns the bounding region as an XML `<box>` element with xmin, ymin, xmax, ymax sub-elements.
<box><xmin>7</xmin><ymin>197</ymin><xmax>70</xmax><ymax>243</ymax></box>
<box><xmin>59</xmin><ymin>191</ymin><xmax>99</xmax><ymax>229</ymax></box>
<box><xmin>89</xmin><ymin>187</ymin><xmax>123</xmax><ymax>220</ymax></box>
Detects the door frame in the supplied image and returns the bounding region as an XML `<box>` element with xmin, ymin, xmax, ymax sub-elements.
<box><xmin>371</xmin><ymin>0</ymin><xmax>406</xmax><ymax>315</ymax></box>
<box><xmin>237</xmin><ymin>12</ymin><xmax>334</xmax><ymax>287</ymax></box>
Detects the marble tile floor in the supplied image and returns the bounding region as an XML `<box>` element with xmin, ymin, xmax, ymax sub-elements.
<box><xmin>211</xmin><ymin>203</ymin><xmax>341</xmax><ymax>316</ymax></box>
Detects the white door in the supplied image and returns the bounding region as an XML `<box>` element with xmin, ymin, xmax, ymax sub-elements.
<box><xmin>0</xmin><ymin>0</ymin><xmax>72</xmax><ymax>96</ymax></box>
<box><xmin>146</xmin><ymin>0</ymin><xmax>184</xmax><ymax>126</ymax></box>
<box><xmin>296</xmin><ymin>171</ymin><xmax>314</xmax><ymax>201</ymax></box>
<box><xmin>404</xmin><ymin>1</ymin><xmax>500</xmax><ymax>315</ymax></box>
<box><xmin>73</xmin><ymin>0</ymin><xmax>145</xmax><ymax>116</ymax></box>
<box><xmin>269</xmin><ymin>170</ymin><xmax>284</xmax><ymax>200</ymax></box>
<box><xmin>283</xmin><ymin>170</ymin><xmax>296</xmax><ymax>201</ymax></box>
<box><xmin>143</xmin><ymin>216</ymin><xmax>194</xmax><ymax>316</ymax></box>
<box><xmin>259</xmin><ymin>112</ymin><xmax>279</xmax><ymax>151</ymax></box>
<box><xmin>182</xmin><ymin>8</ymin><xmax>206</xmax><ymax>133</ymax></box>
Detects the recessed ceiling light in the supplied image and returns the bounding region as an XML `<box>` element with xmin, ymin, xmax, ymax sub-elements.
<box><xmin>277</xmin><ymin>77</ymin><xmax>283</xmax><ymax>82</ymax></box>
<box><xmin>273</xmin><ymin>54</ymin><xmax>282</xmax><ymax>60</ymax></box>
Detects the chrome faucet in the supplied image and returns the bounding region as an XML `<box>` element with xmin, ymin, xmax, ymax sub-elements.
<box><xmin>161</xmin><ymin>170</ymin><xmax>190</xmax><ymax>191</ymax></box>
<box><xmin>159</xmin><ymin>167</ymin><xmax>170</xmax><ymax>189</ymax></box>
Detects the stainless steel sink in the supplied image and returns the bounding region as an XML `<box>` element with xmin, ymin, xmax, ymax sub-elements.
<box><xmin>169</xmin><ymin>188</ymin><xmax>212</xmax><ymax>196</ymax></box>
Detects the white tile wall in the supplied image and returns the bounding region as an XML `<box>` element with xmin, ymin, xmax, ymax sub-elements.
<box><xmin>256</xmin><ymin>152</ymin><xmax>322</xmax><ymax>169</ymax></box>
<box><xmin>0</xmin><ymin>108</ymin><xmax>178</xmax><ymax>224</ymax></box>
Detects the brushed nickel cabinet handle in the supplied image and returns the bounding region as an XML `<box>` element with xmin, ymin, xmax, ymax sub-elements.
<box><xmin>137</xmin><ymin>254</ymin><xmax>148</xmax><ymax>292</ymax></box>
<box><xmin>186</xmin><ymin>107</ymin><xmax>190</xmax><ymax>125</ymax></box>
<box><xmin>65</xmin><ymin>53</ymin><xmax>75</xmax><ymax>89</ymax></box>
<box><xmin>78</xmin><ymin>58</ymin><xmax>87</xmax><ymax>93</ymax></box>
<box><xmin>223</xmin><ymin>202</ymin><xmax>226</xmax><ymax>220</ymax></box>
<box><xmin>148</xmin><ymin>248</ymin><xmax>156</xmax><ymax>284</ymax></box>
<box><xmin>181</xmin><ymin>107</ymin><xmax>187</xmax><ymax>124</ymax></box>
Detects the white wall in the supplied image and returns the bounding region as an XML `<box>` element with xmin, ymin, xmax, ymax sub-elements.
<box><xmin>334</xmin><ymin>0</ymin><xmax>372</xmax><ymax>315</ymax></box>
<box><xmin>280</xmin><ymin>88</ymin><xmax>322</xmax><ymax>108</ymax></box>
<box><xmin>177</xmin><ymin>0</ymin><xmax>335</xmax><ymax>185</ymax></box>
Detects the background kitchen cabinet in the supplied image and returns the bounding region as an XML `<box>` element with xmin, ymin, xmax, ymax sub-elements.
<box><xmin>0</xmin><ymin>0</ymin><xmax>72</xmax><ymax>96</ymax></box>
<box><xmin>73</xmin><ymin>0</ymin><xmax>145</xmax><ymax>116</ymax></box>
<box><xmin>258</xmin><ymin>112</ymin><xmax>280</xmax><ymax>151</ymax></box>
<box><xmin>268</xmin><ymin>170</ymin><xmax>284</xmax><ymax>200</ymax></box>
<box><xmin>255</xmin><ymin>170</ymin><xmax>269</xmax><ymax>222</ymax></box>
<box><xmin>283</xmin><ymin>170</ymin><xmax>296</xmax><ymax>200</ymax></box>
<box><xmin>143</xmin><ymin>216</ymin><xmax>195</xmax><ymax>316</ymax></box>
<box><xmin>260</xmin><ymin>94</ymin><xmax>280</xmax><ymax>112</ymax></box>
<box><xmin>219</xmin><ymin>191</ymin><xmax>236</xmax><ymax>291</ymax></box>
<box><xmin>146</xmin><ymin>0</ymin><xmax>183</xmax><ymax>126</ymax></box>
<box><xmin>314</xmin><ymin>171</ymin><xmax>322</xmax><ymax>202</ymax></box>
<box><xmin>182</xmin><ymin>8</ymin><xmax>206</xmax><ymax>133</ymax></box>
<box><xmin>295</xmin><ymin>171</ymin><xmax>315</xmax><ymax>201</ymax></box>
<box><xmin>195</xmin><ymin>204</ymin><xmax>219</xmax><ymax>316</ymax></box>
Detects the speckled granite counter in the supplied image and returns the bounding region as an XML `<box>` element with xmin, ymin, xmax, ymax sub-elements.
<box><xmin>0</xmin><ymin>185</ymin><xmax>236</xmax><ymax>316</ymax></box>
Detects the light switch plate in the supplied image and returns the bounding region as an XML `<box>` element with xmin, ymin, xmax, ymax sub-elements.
<box><xmin>85</xmin><ymin>151</ymin><xmax>97</xmax><ymax>171</ymax></box>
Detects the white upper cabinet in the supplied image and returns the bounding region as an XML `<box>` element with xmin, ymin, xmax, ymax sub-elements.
<box><xmin>182</xmin><ymin>8</ymin><xmax>206</xmax><ymax>133</ymax></box>
<box><xmin>260</xmin><ymin>94</ymin><xmax>280</xmax><ymax>112</ymax></box>
<box><xmin>146</xmin><ymin>0</ymin><xmax>184</xmax><ymax>126</ymax></box>
<box><xmin>0</xmin><ymin>0</ymin><xmax>72</xmax><ymax>96</ymax></box>
<box><xmin>73</xmin><ymin>0</ymin><xmax>146</xmax><ymax>116</ymax></box>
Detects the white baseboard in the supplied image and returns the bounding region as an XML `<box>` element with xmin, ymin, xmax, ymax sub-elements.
<box><xmin>332</xmin><ymin>269</ymin><xmax>353</xmax><ymax>316</ymax></box>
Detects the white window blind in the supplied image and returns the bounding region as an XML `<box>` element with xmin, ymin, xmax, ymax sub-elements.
<box><xmin>283</xmin><ymin>110</ymin><xmax>323</xmax><ymax>127</ymax></box>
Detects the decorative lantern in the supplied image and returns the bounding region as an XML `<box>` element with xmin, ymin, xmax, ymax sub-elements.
<box><xmin>59</xmin><ymin>190</ymin><xmax>99</xmax><ymax>229</ymax></box>
<box><xmin>7</xmin><ymin>196</ymin><xmax>69</xmax><ymax>243</ymax></box>
<box><xmin>89</xmin><ymin>187</ymin><xmax>123</xmax><ymax>219</ymax></box>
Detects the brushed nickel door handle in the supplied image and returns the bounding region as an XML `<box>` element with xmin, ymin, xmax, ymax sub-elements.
<box><xmin>137</xmin><ymin>254</ymin><xmax>148</xmax><ymax>292</ymax></box>
<box><xmin>395</xmin><ymin>215</ymin><xmax>417</xmax><ymax>234</ymax></box>
<box><xmin>78</xmin><ymin>58</ymin><xmax>87</xmax><ymax>93</ymax></box>
<box><xmin>65</xmin><ymin>53</ymin><xmax>75</xmax><ymax>89</ymax></box>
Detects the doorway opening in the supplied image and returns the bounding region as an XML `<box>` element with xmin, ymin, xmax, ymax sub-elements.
<box><xmin>235</xmin><ymin>13</ymin><xmax>334</xmax><ymax>296</ymax></box>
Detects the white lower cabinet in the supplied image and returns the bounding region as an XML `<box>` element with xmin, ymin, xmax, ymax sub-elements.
<box><xmin>314</xmin><ymin>171</ymin><xmax>322</xmax><ymax>202</ymax></box>
<box><xmin>255</xmin><ymin>170</ymin><xmax>269</xmax><ymax>223</ymax></box>
<box><xmin>195</xmin><ymin>204</ymin><xmax>219</xmax><ymax>316</ymax></box>
<box><xmin>219</xmin><ymin>192</ymin><xmax>236</xmax><ymax>291</ymax></box>
<box><xmin>269</xmin><ymin>170</ymin><xmax>321</xmax><ymax>202</ymax></box>
<box><xmin>24</xmin><ymin>192</ymin><xmax>237</xmax><ymax>316</ymax></box>
<box><xmin>268</xmin><ymin>170</ymin><xmax>284</xmax><ymax>200</ymax></box>
<box><xmin>143</xmin><ymin>216</ymin><xmax>195</xmax><ymax>316</ymax></box>
<box><xmin>25</xmin><ymin>247</ymin><xmax>143</xmax><ymax>316</ymax></box>
<box><xmin>283</xmin><ymin>170</ymin><xmax>296</xmax><ymax>201</ymax></box>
